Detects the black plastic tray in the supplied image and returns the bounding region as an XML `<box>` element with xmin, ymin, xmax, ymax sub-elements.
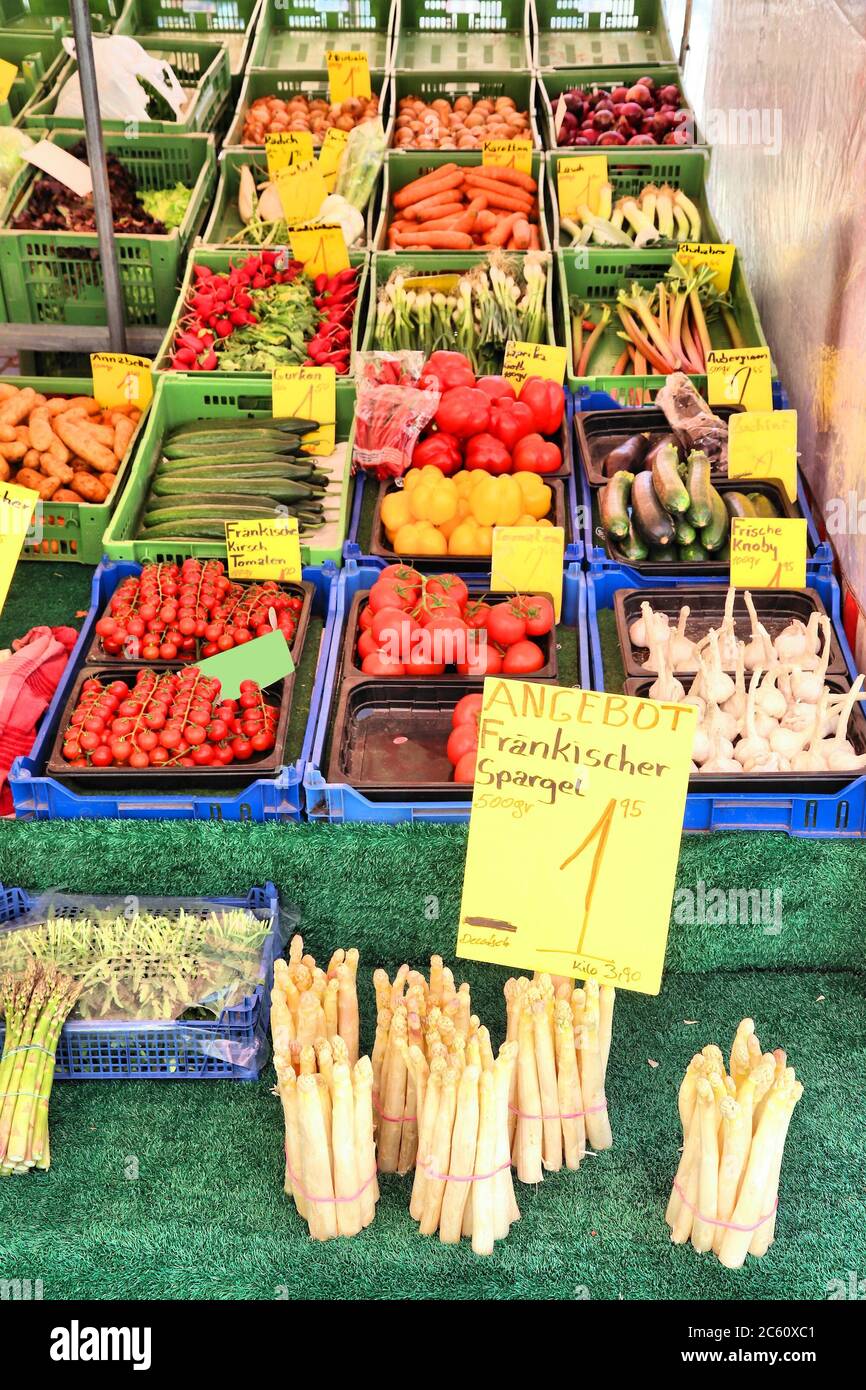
<box><xmin>86</xmin><ymin>578</ymin><xmax>315</xmax><ymax>668</ymax></box>
<box><xmin>46</xmin><ymin>660</ymin><xmax>295</xmax><ymax>787</ymax></box>
<box><xmin>370</xmin><ymin>478</ymin><xmax>570</xmax><ymax>568</ymax></box>
<box><xmin>575</xmin><ymin>403</ymin><xmax>743</xmax><ymax>487</ymax></box>
<box><xmin>326</xmin><ymin>677</ymin><xmax>482</xmax><ymax>800</ymax></box>
<box><xmin>339</xmin><ymin>588</ymin><xmax>559</xmax><ymax>682</ymax></box>
<box><xmin>614</xmin><ymin>585</ymin><xmax>849</xmax><ymax>679</ymax></box>
<box><xmin>622</xmin><ymin>674</ymin><xmax>866</xmax><ymax>791</ymax></box>
<box><xmin>595</xmin><ymin>479</ymin><xmax>805</xmax><ymax>577</ymax></box>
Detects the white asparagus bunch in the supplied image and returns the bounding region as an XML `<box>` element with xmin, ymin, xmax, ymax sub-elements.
<box><xmin>666</xmin><ymin>1019</ymin><xmax>803</xmax><ymax>1267</ymax></box>
<box><xmin>504</xmin><ymin>973</ymin><xmax>615</xmax><ymax>1183</ymax></box>
<box><xmin>274</xmin><ymin>1036</ymin><xmax>379</xmax><ymax>1241</ymax></box>
<box><xmin>409</xmin><ymin>1036</ymin><xmax>520</xmax><ymax>1256</ymax></box>
<box><xmin>372</xmin><ymin>955</ymin><xmax>478</xmax><ymax>1174</ymax></box>
<box><xmin>270</xmin><ymin>933</ymin><xmax>360</xmax><ymax>1069</ymax></box>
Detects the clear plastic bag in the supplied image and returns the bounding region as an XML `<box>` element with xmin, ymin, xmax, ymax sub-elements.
<box><xmin>55</xmin><ymin>35</ymin><xmax>187</xmax><ymax>125</ymax></box>
<box><xmin>353</xmin><ymin>351</ymin><xmax>440</xmax><ymax>479</ymax></box>
<box><xmin>336</xmin><ymin>117</ymin><xmax>388</xmax><ymax>213</ymax></box>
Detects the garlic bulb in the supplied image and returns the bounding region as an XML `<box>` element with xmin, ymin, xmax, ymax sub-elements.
<box><xmin>742</xmin><ymin>751</ymin><xmax>791</xmax><ymax>773</ymax></box>
<box><xmin>734</xmin><ymin>669</ymin><xmax>771</xmax><ymax>767</ymax></box>
<box><xmin>722</xmin><ymin>643</ymin><xmax>747</xmax><ymax>722</ymax></box>
<box><xmin>774</xmin><ymin>617</ymin><xmax>809</xmax><ymax>664</ymax></box>
<box><xmin>638</xmin><ymin>602</ymin><xmax>670</xmax><ymax>667</ymax></box>
<box><xmin>818</xmin><ymin>675</ymin><xmax>864</xmax><ymax>767</ymax></box>
<box><xmin>716</xmin><ymin>587</ymin><xmax>739</xmax><ymax>667</ymax></box>
<box><xmin>790</xmin><ymin>617</ymin><xmax>831</xmax><ymax>703</ymax></box>
<box><xmin>754</xmin><ymin>664</ymin><xmax>787</xmax><ymax>721</ymax></box>
<box><xmin>669</xmin><ymin>605</ymin><xmax>699</xmax><ymax>670</ymax></box>
<box><xmin>649</xmin><ymin>647</ymin><xmax>685</xmax><ymax>703</ymax></box>
<box><xmin>743</xmin><ymin>591</ymin><xmax>774</xmax><ymax>671</ymax></box>
<box><xmin>791</xmin><ymin>691</ymin><xmax>830</xmax><ymax>772</ymax></box>
<box><xmin>701</xmin><ymin>629</ymin><xmax>735</xmax><ymax>704</ymax></box>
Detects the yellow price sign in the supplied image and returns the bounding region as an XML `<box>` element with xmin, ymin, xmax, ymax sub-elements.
<box><xmin>318</xmin><ymin>125</ymin><xmax>349</xmax><ymax>191</ymax></box>
<box><xmin>729</xmin><ymin>409</ymin><xmax>798</xmax><ymax>502</ymax></box>
<box><xmin>502</xmin><ymin>340</ymin><xmax>567</xmax><ymax>389</ymax></box>
<box><xmin>265</xmin><ymin>131</ymin><xmax>315</xmax><ymax>180</ymax></box>
<box><xmin>0</xmin><ymin>60</ymin><xmax>18</xmax><ymax>105</ymax></box>
<box><xmin>90</xmin><ymin>354</ymin><xmax>153</xmax><ymax>411</ymax></box>
<box><xmin>272</xmin><ymin>364</ymin><xmax>336</xmax><ymax>456</ymax></box>
<box><xmin>225</xmin><ymin>517</ymin><xmax>302</xmax><ymax>583</ymax></box>
<box><xmin>482</xmin><ymin>139</ymin><xmax>533</xmax><ymax>176</ymax></box>
<box><xmin>556</xmin><ymin>154</ymin><xmax>608</xmax><ymax>220</ymax></box>
<box><xmin>402</xmin><ymin>273</ymin><xmax>460</xmax><ymax>294</ymax></box>
<box><xmin>0</xmin><ymin>480</ymin><xmax>39</xmax><ymax>616</ymax></box>
<box><xmin>327</xmin><ymin>49</ymin><xmax>372</xmax><ymax>103</ymax></box>
<box><xmin>274</xmin><ymin>160</ymin><xmax>329</xmax><ymax>227</ymax></box>
<box><xmin>289</xmin><ymin>223</ymin><xmax>350</xmax><ymax>278</ymax></box>
<box><xmin>707</xmin><ymin>347</ymin><xmax>773</xmax><ymax>412</ymax></box>
<box><xmin>457</xmin><ymin>680</ymin><xmax>695</xmax><ymax>995</ymax></box>
<box><xmin>730</xmin><ymin>517</ymin><xmax>807</xmax><ymax>590</ymax></box>
<box><xmin>490</xmin><ymin>527</ymin><xmax>565</xmax><ymax>622</ymax></box>
<box><xmin>675</xmin><ymin>242</ymin><xmax>735</xmax><ymax>292</ymax></box>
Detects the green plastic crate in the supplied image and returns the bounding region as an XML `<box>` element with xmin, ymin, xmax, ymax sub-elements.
<box><xmin>0</xmin><ymin>0</ymin><xmax>121</xmax><ymax>32</ymax></box>
<box><xmin>115</xmin><ymin>0</ymin><xmax>261</xmax><ymax>75</ymax></box>
<box><xmin>224</xmin><ymin>66</ymin><xmax>392</xmax><ymax>149</ymax></box>
<box><xmin>0</xmin><ymin>28</ymin><xmax>70</xmax><ymax>124</ymax></box>
<box><xmin>556</xmin><ymin>247</ymin><xmax>772</xmax><ymax>393</ymax></box>
<box><xmin>531</xmin><ymin>0</ymin><xmax>675</xmax><ymax>69</ymax></box>
<box><xmin>373</xmin><ymin>149</ymin><xmax>550</xmax><ymax>252</ymax></box>
<box><xmin>200</xmin><ymin>147</ymin><xmax>377</xmax><ymax>250</ymax></box>
<box><xmin>389</xmin><ymin>70</ymin><xmax>541</xmax><ymax>151</ymax></box>
<box><xmin>547</xmin><ymin>147</ymin><xmax>721</xmax><ymax>250</ymax></box>
<box><xmin>23</xmin><ymin>33</ymin><xmax>230</xmax><ymax>134</ymax></box>
<box><xmin>0</xmin><ymin>373</ymin><xmax>149</xmax><ymax>563</ymax></box>
<box><xmin>0</xmin><ymin>130</ymin><xmax>217</xmax><ymax>327</ymax></box>
<box><xmin>392</xmin><ymin>0</ymin><xmax>532</xmax><ymax>71</ymax></box>
<box><xmin>365</xmin><ymin>249</ymin><xmax>556</xmax><ymax>366</ymax></box>
<box><xmin>247</xmin><ymin>0</ymin><xmax>394</xmax><ymax>71</ymax></box>
<box><xmin>539</xmin><ymin>66</ymin><xmax>704</xmax><ymax>151</ymax></box>
<box><xmin>154</xmin><ymin>245</ymin><xmax>370</xmax><ymax>374</ymax></box>
<box><xmin>102</xmin><ymin>373</ymin><xmax>357</xmax><ymax>567</ymax></box>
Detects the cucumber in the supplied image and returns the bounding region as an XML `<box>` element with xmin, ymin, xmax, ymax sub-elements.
<box><xmin>700</xmin><ymin>485</ymin><xmax>729</xmax><ymax>552</ymax></box>
<box><xmin>599</xmin><ymin>470</ymin><xmax>633</xmax><ymax>540</ymax></box>
<box><xmin>674</xmin><ymin>515</ymin><xmax>697</xmax><ymax>546</ymax></box>
<box><xmin>723</xmin><ymin>491</ymin><xmax>757</xmax><ymax>520</ymax></box>
<box><xmin>150</xmin><ymin>476</ymin><xmax>324</xmax><ymax>501</ymax></box>
<box><xmin>679</xmin><ymin>541</ymin><xmax>710</xmax><ymax>562</ymax></box>
<box><xmin>685</xmin><ymin>450</ymin><xmax>712</xmax><ymax>528</ymax></box>
<box><xmin>144</xmin><ymin>497</ymin><xmax>286</xmax><ymax>518</ymax></box>
<box><xmin>162</xmin><ymin>441</ymin><xmax>305</xmax><ymax>461</ymax></box>
<box><xmin>157</xmin><ymin>461</ymin><xmax>327</xmax><ymax>483</ymax></box>
<box><xmin>651</xmin><ymin>442</ymin><xmax>690</xmax><ymax>515</ymax></box>
<box><xmin>631</xmin><ymin>470</ymin><xmax>676</xmax><ymax>548</ymax></box>
<box><xmin>747</xmin><ymin>492</ymin><xmax>778</xmax><ymax>518</ymax></box>
<box><xmin>167</xmin><ymin>418</ymin><xmax>317</xmax><ymax>439</ymax></box>
<box><xmin>648</xmin><ymin>545</ymin><xmax>675</xmax><ymax>562</ymax></box>
<box><xmin>612</xmin><ymin>520</ymin><xmax>649</xmax><ymax>562</ymax></box>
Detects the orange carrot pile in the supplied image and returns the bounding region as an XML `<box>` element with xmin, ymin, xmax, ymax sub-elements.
<box><xmin>387</xmin><ymin>163</ymin><xmax>541</xmax><ymax>252</ymax></box>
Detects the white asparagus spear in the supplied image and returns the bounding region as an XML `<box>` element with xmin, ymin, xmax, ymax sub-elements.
<box><xmin>410</xmin><ymin>1058</ymin><xmax>444</xmax><ymax>1221</ymax></box>
<box><xmin>514</xmin><ymin>1004</ymin><xmax>543</xmax><ymax>1182</ymax></box>
<box><xmin>691</xmin><ymin>1078</ymin><xmax>719</xmax><ymax>1252</ymax></box>
<box><xmin>532</xmin><ymin>994</ymin><xmax>562</xmax><ymax>1172</ymax></box>
<box><xmin>493</xmin><ymin>1043</ymin><xmax>520</xmax><ymax>1237</ymax></box>
<box><xmin>440</xmin><ymin>1065</ymin><xmax>480</xmax><ymax>1243</ymax></box>
<box><xmin>297</xmin><ymin>1074</ymin><xmax>337</xmax><ymax>1241</ymax></box>
<box><xmin>555</xmin><ymin>1001</ymin><xmax>585</xmax><ymax>1170</ymax></box>
<box><xmin>419</xmin><ymin>1069</ymin><xmax>458</xmax><ymax>1236</ymax></box>
<box><xmin>352</xmin><ymin>1056</ymin><xmax>378</xmax><ymax>1228</ymax></box>
<box><xmin>332</xmin><ymin>1061</ymin><xmax>361</xmax><ymax>1237</ymax></box>
<box><xmin>471</xmin><ymin>1070</ymin><xmax>497</xmax><ymax>1256</ymax></box>
<box><xmin>718</xmin><ymin>1078</ymin><xmax>796</xmax><ymax>1268</ymax></box>
<box><xmin>748</xmin><ymin>1080</ymin><xmax>802</xmax><ymax>1257</ymax></box>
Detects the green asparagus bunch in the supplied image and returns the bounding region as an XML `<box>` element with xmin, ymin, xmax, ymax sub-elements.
<box><xmin>0</xmin><ymin>964</ymin><xmax>80</xmax><ymax>1175</ymax></box>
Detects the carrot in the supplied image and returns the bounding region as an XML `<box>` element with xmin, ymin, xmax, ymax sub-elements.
<box><xmin>416</xmin><ymin>210</ymin><xmax>477</xmax><ymax>233</ymax></box>
<box><xmin>474</xmin><ymin>210</ymin><xmax>498</xmax><ymax>233</ymax></box>
<box><xmin>528</xmin><ymin>225</ymin><xmax>541</xmax><ymax>249</ymax></box>
<box><xmin>393</xmin><ymin>230</ymin><xmax>474</xmax><ymax>249</ymax></box>
<box><xmin>393</xmin><ymin>171</ymin><xmax>464</xmax><ymax>209</ymax></box>
<box><xmin>464</xmin><ymin>172</ymin><xmax>533</xmax><ymax>202</ymax></box>
<box><xmin>404</xmin><ymin>198</ymin><xmax>464</xmax><ymax>222</ymax></box>
<box><xmin>483</xmin><ymin>213</ymin><xmax>521</xmax><ymax>248</ymax></box>
<box><xmin>474</xmin><ymin>165</ymin><xmax>537</xmax><ymax>193</ymax></box>
<box><xmin>466</xmin><ymin>194</ymin><xmax>488</xmax><ymax>214</ymax></box>
<box><xmin>391</xmin><ymin>165</ymin><xmax>460</xmax><ymax>207</ymax></box>
<box><xmin>511</xmin><ymin>217</ymin><xmax>532</xmax><ymax>250</ymax></box>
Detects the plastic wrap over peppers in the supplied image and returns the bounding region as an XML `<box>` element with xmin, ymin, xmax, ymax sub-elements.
<box><xmin>352</xmin><ymin>352</ymin><xmax>440</xmax><ymax>479</ymax></box>
<box><xmin>0</xmin><ymin>891</ymin><xmax>298</xmax><ymax>1068</ymax></box>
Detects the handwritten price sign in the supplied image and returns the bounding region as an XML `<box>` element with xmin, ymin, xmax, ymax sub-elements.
<box><xmin>556</xmin><ymin>154</ymin><xmax>608</xmax><ymax>219</ymax></box>
<box><xmin>272</xmin><ymin>364</ymin><xmax>336</xmax><ymax>456</ymax></box>
<box><xmin>730</xmin><ymin>517</ymin><xmax>807</xmax><ymax>590</ymax></box>
<box><xmin>90</xmin><ymin>354</ymin><xmax>153</xmax><ymax>411</ymax></box>
<box><xmin>706</xmin><ymin>347</ymin><xmax>773</xmax><ymax>412</ymax></box>
<box><xmin>327</xmin><ymin>50</ymin><xmax>372</xmax><ymax>103</ymax></box>
<box><xmin>728</xmin><ymin>409</ymin><xmax>798</xmax><ymax>502</ymax></box>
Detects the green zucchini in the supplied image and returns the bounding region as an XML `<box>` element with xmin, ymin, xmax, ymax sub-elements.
<box><xmin>599</xmin><ymin>470</ymin><xmax>633</xmax><ymax>540</ymax></box>
<box><xmin>631</xmin><ymin>470</ymin><xmax>676</xmax><ymax>548</ymax></box>
<box><xmin>678</xmin><ymin>541</ymin><xmax>710</xmax><ymax>562</ymax></box>
<box><xmin>685</xmin><ymin>450</ymin><xmax>712</xmax><ymax>528</ymax></box>
<box><xmin>648</xmin><ymin>545</ymin><xmax>676</xmax><ymax>563</ymax></box>
<box><xmin>700</xmin><ymin>485</ymin><xmax>729</xmax><ymax>551</ymax></box>
<box><xmin>651</xmin><ymin>442</ymin><xmax>690</xmax><ymax>515</ymax></box>
<box><xmin>613</xmin><ymin>521</ymin><xmax>649</xmax><ymax>562</ymax></box>
<box><xmin>674</xmin><ymin>515</ymin><xmax>697</xmax><ymax>546</ymax></box>
<box><xmin>747</xmin><ymin>492</ymin><xmax>779</xmax><ymax>518</ymax></box>
<box><xmin>723</xmin><ymin>491</ymin><xmax>757</xmax><ymax>520</ymax></box>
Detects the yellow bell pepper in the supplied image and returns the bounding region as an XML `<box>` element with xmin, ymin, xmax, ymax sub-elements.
<box><xmin>439</xmin><ymin>496</ymin><xmax>470</xmax><ymax>540</ymax></box>
<box><xmin>496</xmin><ymin>475</ymin><xmax>522</xmax><ymax>526</ymax></box>
<box><xmin>448</xmin><ymin>518</ymin><xmax>484</xmax><ymax>555</ymax></box>
<box><xmin>393</xmin><ymin>520</ymin><xmax>447</xmax><ymax>556</ymax></box>
<box><xmin>381</xmin><ymin>490</ymin><xmax>413</xmax><ymax>535</ymax></box>
<box><xmin>513</xmin><ymin>473</ymin><xmax>552</xmax><ymax>520</ymax></box>
<box><xmin>469</xmin><ymin>478</ymin><xmax>501</xmax><ymax>527</ymax></box>
<box><xmin>409</xmin><ymin>476</ymin><xmax>457</xmax><ymax>525</ymax></box>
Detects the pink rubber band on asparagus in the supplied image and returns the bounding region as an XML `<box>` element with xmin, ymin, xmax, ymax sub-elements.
<box><xmin>372</xmin><ymin>1091</ymin><xmax>416</xmax><ymax>1124</ymax></box>
<box><xmin>284</xmin><ymin>1154</ymin><xmax>377</xmax><ymax>1206</ymax></box>
<box><xmin>422</xmin><ymin>1157</ymin><xmax>513</xmax><ymax>1183</ymax></box>
<box><xmin>509</xmin><ymin>1101</ymin><xmax>608</xmax><ymax>1121</ymax></box>
<box><xmin>672</xmin><ymin>1180</ymin><xmax>777</xmax><ymax>1232</ymax></box>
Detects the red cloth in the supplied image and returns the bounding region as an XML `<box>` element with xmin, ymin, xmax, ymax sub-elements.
<box><xmin>0</xmin><ymin>625</ymin><xmax>77</xmax><ymax>814</ymax></box>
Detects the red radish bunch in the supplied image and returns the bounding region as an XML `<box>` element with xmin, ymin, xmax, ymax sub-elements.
<box><xmin>94</xmin><ymin>559</ymin><xmax>303</xmax><ymax>661</ymax></box>
<box><xmin>356</xmin><ymin>564</ymin><xmax>555</xmax><ymax>678</ymax></box>
<box><xmin>555</xmin><ymin>75</ymin><xmax>692</xmax><ymax>147</ymax></box>
<box><xmin>447</xmin><ymin>692</ymin><xmax>482</xmax><ymax>784</ymax></box>
<box><xmin>305</xmin><ymin>267</ymin><xmax>362</xmax><ymax>372</ymax></box>
<box><xmin>62</xmin><ymin>670</ymin><xmax>279</xmax><ymax>770</ymax></box>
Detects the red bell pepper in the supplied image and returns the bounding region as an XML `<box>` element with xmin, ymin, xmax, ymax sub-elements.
<box><xmin>512</xmin><ymin>433</ymin><xmax>562</xmax><ymax>475</ymax></box>
<box><xmin>488</xmin><ymin>399</ymin><xmax>535</xmax><ymax>453</ymax></box>
<box><xmin>413</xmin><ymin>432</ymin><xmax>463</xmax><ymax>476</ymax></box>
<box><xmin>435</xmin><ymin>386</ymin><xmax>491</xmax><ymax>439</ymax></box>
<box><xmin>423</xmin><ymin>351</ymin><xmax>476</xmax><ymax>392</ymax></box>
<box><xmin>518</xmin><ymin>377</ymin><xmax>565</xmax><ymax>435</ymax></box>
<box><xmin>474</xmin><ymin>375</ymin><xmax>516</xmax><ymax>403</ymax></box>
<box><xmin>464</xmin><ymin>432</ymin><xmax>512</xmax><ymax>475</ymax></box>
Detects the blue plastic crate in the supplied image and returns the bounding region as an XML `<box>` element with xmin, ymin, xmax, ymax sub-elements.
<box><xmin>304</xmin><ymin>555</ymin><xmax>588</xmax><ymax>822</ymax></box>
<box><xmin>585</xmin><ymin>568</ymin><xmax>865</xmax><ymax>837</ymax></box>
<box><xmin>9</xmin><ymin>560</ymin><xmax>339</xmax><ymax>823</ymax></box>
<box><xmin>574</xmin><ymin>380</ymin><xmax>791</xmax><ymax>413</ymax></box>
<box><xmin>0</xmin><ymin>882</ymin><xmax>280</xmax><ymax>1079</ymax></box>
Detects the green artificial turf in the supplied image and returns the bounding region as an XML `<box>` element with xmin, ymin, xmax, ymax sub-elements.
<box><xmin>0</xmin><ymin>966</ymin><xmax>862</xmax><ymax>1301</ymax></box>
<box><xmin>0</xmin><ymin>560</ymin><xmax>94</xmax><ymax>649</ymax></box>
